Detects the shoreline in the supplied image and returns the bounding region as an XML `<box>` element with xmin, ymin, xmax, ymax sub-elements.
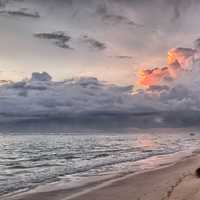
<box><xmin>69</xmin><ymin>152</ymin><xmax>200</xmax><ymax>200</ymax></box>
<box><xmin>5</xmin><ymin>151</ymin><xmax>200</xmax><ymax>200</ymax></box>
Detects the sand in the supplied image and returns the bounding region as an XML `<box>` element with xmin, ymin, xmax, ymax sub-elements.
<box><xmin>6</xmin><ymin>152</ymin><xmax>200</xmax><ymax>200</ymax></box>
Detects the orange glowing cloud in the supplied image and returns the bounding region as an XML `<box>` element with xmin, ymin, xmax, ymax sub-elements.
<box><xmin>167</xmin><ymin>48</ymin><xmax>196</xmax><ymax>67</ymax></box>
<box><xmin>138</xmin><ymin>47</ymin><xmax>197</xmax><ymax>87</ymax></box>
<box><xmin>138</xmin><ymin>67</ymin><xmax>170</xmax><ymax>86</ymax></box>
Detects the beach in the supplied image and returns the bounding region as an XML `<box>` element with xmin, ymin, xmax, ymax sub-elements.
<box><xmin>2</xmin><ymin>0</ymin><xmax>200</xmax><ymax>199</ymax></box>
<box><xmin>6</xmin><ymin>152</ymin><xmax>200</xmax><ymax>200</ymax></box>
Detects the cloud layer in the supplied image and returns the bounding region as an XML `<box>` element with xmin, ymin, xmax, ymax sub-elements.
<box><xmin>2</xmin><ymin>1</ymin><xmax>200</xmax><ymax>129</ymax></box>
<box><xmin>2</xmin><ymin>0</ymin><xmax>200</xmax><ymax>84</ymax></box>
<box><xmin>1</xmin><ymin>42</ymin><xmax>200</xmax><ymax>128</ymax></box>
<box><xmin>0</xmin><ymin>73</ymin><xmax>139</xmax><ymax>122</ymax></box>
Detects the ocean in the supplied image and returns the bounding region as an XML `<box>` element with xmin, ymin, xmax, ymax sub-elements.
<box><xmin>0</xmin><ymin>129</ymin><xmax>200</xmax><ymax>198</ymax></box>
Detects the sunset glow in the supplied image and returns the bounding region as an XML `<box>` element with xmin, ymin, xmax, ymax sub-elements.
<box><xmin>138</xmin><ymin>46</ymin><xmax>198</xmax><ymax>88</ymax></box>
<box><xmin>3</xmin><ymin>1</ymin><xmax>200</xmax><ymax>199</ymax></box>
<box><xmin>138</xmin><ymin>67</ymin><xmax>169</xmax><ymax>87</ymax></box>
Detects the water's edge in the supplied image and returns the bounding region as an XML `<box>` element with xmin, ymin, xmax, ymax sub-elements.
<box><xmin>4</xmin><ymin>150</ymin><xmax>195</xmax><ymax>200</ymax></box>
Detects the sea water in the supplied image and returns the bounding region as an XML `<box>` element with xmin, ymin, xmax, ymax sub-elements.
<box><xmin>0</xmin><ymin>129</ymin><xmax>200</xmax><ymax>197</ymax></box>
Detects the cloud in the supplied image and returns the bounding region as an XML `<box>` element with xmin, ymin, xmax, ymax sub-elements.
<box><xmin>1</xmin><ymin>63</ymin><xmax>200</xmax><ymax>128</ymax></box>
<box><xmin>81</xmin><ymin>35</ymin><xmax>106</xmax><ymax>51</ymax></box>
<box><xmin>194</xmin><ymin>38</ymin><xmax>200</xmax><ymax>49</ymax></box>
<box><xmin>34</xmin><ymin>32</ymin><xmax>106</xmax><ymax>51</ymax></box>
<box><xmin>34</xmin><ymin>31</ymin><xmax>73</xmax><ymax>50</ymax></box>
<box><xmin>166</xmin><ymin>0</ymin><xmax>190</xmax><ymax>21</ymax></box>
<box><xmin>164</xmin><ymin>0</ymin><xmax>200</xmax><ymax>22</ymax></box>
<box><xmin>95</xmin><ymin>1</ymin><xmax>144</xmax><ymax>28</ymax></box>
<box><xmin>0</xmin><ymin>0</ymin><xmax>7</xmax><ymax>8</ymax></box>
<box><xmin>115</xmin><ymin>55</ymin><xmax>133</xmax><ymax>59</ymax></box>
<box><xmin>0</xmin><ymin>8</ymin><xmax>40</xmax><ymax>18</ymax></box>
<box><xmin>138</xmin><ymin>67</ymin><xmax>172</xmax><ymax>86</ymax></box>
<box><xmin>138</xmin><ymin>41</ymin><xmax>199</xmax><ymax>87</ymax></box>
<box><xmin>102</xmin><ymin>14</ymin><xmax>143</xmax><ymax>28</ymax></box>
<box><xmin>0</xmin><ymin>72</ymin><xmax>148</xmax><ymax>123</ymax></box>
<box><xmin>147</xmin><ymin>85</ymin><xmax>169</xmax><ymax>92</ymax></box>
<box><xmin>2</xmin><ymin>1</ymin><xmax>200</xmax><ymax>129</ymax></box>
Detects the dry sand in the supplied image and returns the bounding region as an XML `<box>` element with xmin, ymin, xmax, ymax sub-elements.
<box><xmin>6</xmin><ymin>153</ymin><xmax>200</xmax><ymax>200</ymax></box>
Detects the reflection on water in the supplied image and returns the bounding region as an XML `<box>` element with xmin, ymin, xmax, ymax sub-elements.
<box><xmin>137</xmin><ymin>135</ymin><xmax>158</xmax><ymax>148</ymax></box>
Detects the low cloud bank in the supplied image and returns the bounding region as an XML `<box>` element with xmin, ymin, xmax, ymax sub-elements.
<box><xmin>0</xmin><ymin>72</ymin><xmax>138</xmax><ymax>122</ymax></box>
<box><xmin>1</xmin><ymin>64</ymin><xmax>200</xmax><ymax>128</ymax></box>
<box><xmin>2</xmin><ymin>39</ymin><xmax>200</xmax><ymax>127</ymax></box>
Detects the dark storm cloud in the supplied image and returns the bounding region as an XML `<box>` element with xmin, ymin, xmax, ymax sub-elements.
<box><xmin>34</xmin><ymin>31</ymin><xmax>73</xmax><ymax>50</ymax></box>
<box><xmin>81</xmin><ymin>35</ymin><xmax>106</xmax><ymax>51</ymax></box>
<box><xmin>0</xmin><ymin>72</ymin><xmax>140</xmax><ymax>122</ymax></box>
<box><xmin>2</xmin><ymin>69</ymin><xmax>200</xmax><ymax>128</ymax></box>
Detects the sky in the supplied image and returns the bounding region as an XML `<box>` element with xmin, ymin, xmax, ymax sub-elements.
<box><xmin>1</xmin><ymin>0</ymin><xmax>200</xmax><ymax>84</ymax></box>
<box><xmin>1</xmin><ymin>0</ymin><xmax>200</xmax><ymax>128</ymax></box>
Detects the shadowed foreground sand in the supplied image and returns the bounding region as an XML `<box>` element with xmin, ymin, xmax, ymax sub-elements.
<box><xmin>7</xmin><ymin>153</ymin><xmax>200</xmax><ymax>200</ymax></box>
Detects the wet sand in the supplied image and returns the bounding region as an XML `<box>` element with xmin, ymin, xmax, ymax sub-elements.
<box><xmin>7</xmin><ymin>153</ymin><xmax>200</xmax><ymax>200</ymax></box>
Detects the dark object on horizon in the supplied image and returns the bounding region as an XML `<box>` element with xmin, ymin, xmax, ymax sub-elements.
<box><xmin>195</xmin><ymin>168</ymin><xmax>200</xmax><ymax>177</ymax></box>
<box><xmin>190</xmin><ymin>133</ymin><xmax>195</xmax><ymax>136</ymax></box>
